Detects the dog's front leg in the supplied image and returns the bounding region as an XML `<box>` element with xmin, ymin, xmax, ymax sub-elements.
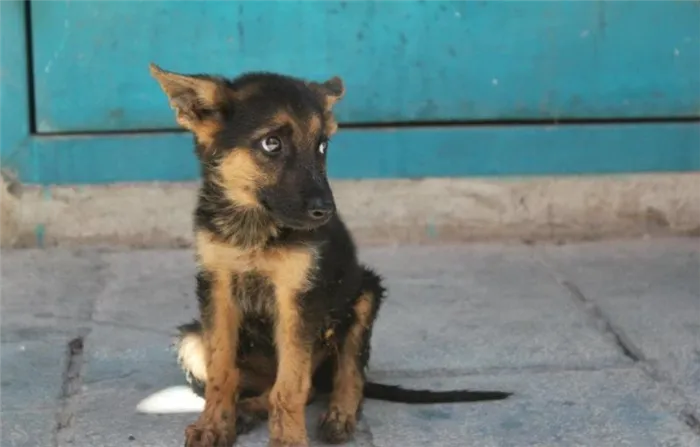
<box><xmin>185</xmin><ymin>270</ymin><xmax>241</xmax><ymax>447</ymax></box>
<box><xmin>268</xmin><ymin>285</ymin><xmax>313</xmax><ymax>447</ymax></box>
<box><xmin>319</xmin><ymin>291</ymin><xmax>377</xmax><ymax>444</ymax></box>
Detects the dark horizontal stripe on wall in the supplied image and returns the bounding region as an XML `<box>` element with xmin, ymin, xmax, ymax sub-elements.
<box><xmin>30</xmin><ymin>1</ymin><xmax>700</xmax><ymax>132</ymax></box>
<box><xmin>18</xmin><ymin>122</ymin><xmax>700</xmax><ymax>185</ymax></box>
<box><xmin>32</xmin><ymin>116</ymin><xmax>700</xmax><ymax>137</ymax></box>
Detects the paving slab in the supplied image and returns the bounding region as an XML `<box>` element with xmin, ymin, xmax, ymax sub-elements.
<box><xmin>89</xmin><ymin>246</ymin><xmax>627</xmax><ymax>374</ymax></box>
<box><xmin>93</xmin><ymin>250</ymin><xmax>197</xmax><ymax>333</ymax></box>
<box><xmin>65</xmin><ymin>324</ymin><xmax>190</xmax><ymax>447</ymax></box>
<box><xmin>1</xmin><ymin>340</ymin><xmax>67</xmax><ymax>412</ymax></box>
<box><xmin>0</xmin><ymin>409</ymin><xmax>56</xmax><ymax>447</ymax></box>
<box><xmin>359</xmin><ymin>244</ymin><xmax>626</xmax><ymax>373</ymax></box>
<box><xmin>540</xmin><ymin>238</ymin><xmax>700</xmax><ymax>410</ymax></box>
<box><xmin>1</xmin><ymin>249</ymin><xmax>108</xmax><ymax>446</ymax></box>
<box><xmin>2</xmin><ymin>240</ymin><xmax>698</xmax><ymax>446</ymax></box>
<box><xmin>0</xmin><ymin>248</ymin><xmax>104</xmax><ymax>319</ymax></box>
<box><xmin>71</xmin><ymin>249</ymin><xmax>197</xmax><ymax>445</ymax></box>
<box><xmin>68</xmin><ymin>325</ymin><xmax>373</xmax><ymax>447</ymax></box>
<box><xmin>362</xmin><ymin>368</ymin><xmax>700</xmax><ymax>447</ymax></box>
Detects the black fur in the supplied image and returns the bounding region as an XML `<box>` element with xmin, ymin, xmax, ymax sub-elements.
<box><xmin>151</xmin><ymin>63</ymin><xmax>511</xmax><ymax>445</ymax></box>
<box><xmin>179</xmin><ymin>266</ymin><xmax>511</xmax><ymax>406</ymax></box>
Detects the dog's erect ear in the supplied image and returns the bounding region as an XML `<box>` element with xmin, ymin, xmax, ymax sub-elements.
<box><xmin>309</xmin><ymin>76</ymin><xmax>345</xmax><ymax>109</ymax></box>
<box><xmin>149</xmin><ymin>63</ymin><xmax>225</xmax><ymax>145</ymax></box>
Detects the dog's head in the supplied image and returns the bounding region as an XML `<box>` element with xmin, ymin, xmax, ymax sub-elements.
<box><xmin>149</xmin><ymin>63</ymin><xmax>345</xmax><ymax>230</ymax></box>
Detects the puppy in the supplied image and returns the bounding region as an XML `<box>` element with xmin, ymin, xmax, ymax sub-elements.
<box><xmin>150</xmin><ymin>63</ymin><xmax>511</xmax><ymax>447</ymax></box>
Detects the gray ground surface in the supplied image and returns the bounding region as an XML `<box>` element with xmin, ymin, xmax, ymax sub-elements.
<box><xmin>1</xmin><ymin>238</ymin><xmax>699</xmax><ymax>446</ymax></box>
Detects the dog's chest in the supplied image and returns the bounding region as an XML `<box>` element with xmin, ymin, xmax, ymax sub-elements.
<box><xmin>197</xmin><ymin>231</ymin><xmax>315</xmax><ymax>316</ymax></box>
<box><xmin>233</xmin><ymin>271</ymin><xmax>275</xmax><ymax>316</ymax></box>
<box><xmin>202</xmin><ymin>245</ymin><xmax>277</xmax><ymax>316</ymax></box>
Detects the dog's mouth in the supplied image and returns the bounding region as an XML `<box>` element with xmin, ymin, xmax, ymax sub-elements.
<box><xmin>275</xmin><ymin>215</ymin><xmax>332</xmax><ymax>231</ymax></box>
<box><xmin>259</xmin><ymin>199</ymin><xmax>332</xmax><ymax>230</ymax></box>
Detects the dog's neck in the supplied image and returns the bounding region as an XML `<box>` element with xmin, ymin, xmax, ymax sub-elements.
<box><xmin>194</xmin><ymin>178</ymin><xmax>280</xmax><ymax>250</ymax></box>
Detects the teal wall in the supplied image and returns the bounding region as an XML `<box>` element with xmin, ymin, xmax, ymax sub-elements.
<box><xmin>2</xmin><ymin>0</ymin><xmax>699</xmax><ymax>185</ymax></box>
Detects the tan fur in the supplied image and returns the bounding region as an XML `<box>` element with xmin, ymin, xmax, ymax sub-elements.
<box><xmin>323</xmin><ymin>113</ymin><xmax>339</xmax><ymax>136</ymax></box>
<box><xmin>237</xmin><ymin>354</ymin><xmax>276</xmax><ymax>393</ymax></box>
<box><xmin>237</xmin><ymin>350</ymin><xmax>328</xmax><ymax>417</ymax></box>
<box><xmin>149</xmin><ymin>63</ymin><xmax>223</xmax><ymax>148</ymax></box>
<box><xmin>230</xmin><ymin>274</ymin><xmax>276</xmax><ymax>319</ymax></box>
<box><xmin>178</xmin><ymin>333</ymin><xmax>278</xmax><ymax>395</ymax></box>
<box><xmin>233</xmin><ymin>83</ymin><xmax>261</xmax><ymax>102</ymax></box>
<box><xmin>196</xmin><ymin>229</ymin><xmax>318</xmax><ymax>445</ymax></box>
<box><xmin>320</xmin><ymin>292</ymin><xmax>374</xmax><ymax>441</ymax></box>
<box><xmin>217</xmin><ymin>150</ymin><xmax>270</xmax><ymax>209</ymax></box>
<box><xmin>196</xmin><ymin>229</ymin><xmax>317</xmax><ymax>330</ymax></box>
<box><xmin>307</xmin><ymin>115</ymin><xmax>322</xmax><ymax>137</ymax></box>
<box><xmin>185</xmin><ymin>270</ymin><xmax>241</xmax><ymax>445</ymax></box>
<box><xmin>251</xmin><ymin>110</ymin><xmax>327</xmax><ymax>151</ymax></box>
<box><xmin>317</xmin><ymin>77</ymin><xmax>344</xmax><ymax>138</ymax></box>
<box><xmin>238</xmin><ymin>382</ymin><xmax>318</xmax><ymax>420</ymax></box>
<box><xmin>309</xmin><ymin>77</ymin><xmax>345</xmax><ymax>110</ymax></box>
<box><xmin>249</xmin><ymin>111</ymin><xmax>293</xmax><ymax>142</ymax></box>
<box><xmin>190</xmin><ymin>119</ymin><xmax>222</xmax><ymax>148</ymax></box>
<box><xmin>178</xmin><ymin>335</ymin><xmax>330</xmax><ymax>401</ymax></box>
<box><xmin>257</xmin><ymin>110</ymin><xmax>315</xmax><ymax>148</ymax></box>
<box><xmin>240</xmin><ymin>392</ymin><xmax>272</xmax><ymax>415</ymax></box>
<box><xmin>151</xmin><ymin>62</ymin><xmax>352</xmax><ymax>446</ymax></box>
<box><xmin>267</xmin><ymin>251</ymin><xmax>316</xmax><ymax>446</ymax></box>
<box><xmin>196</xmin><ymin>230</ymin><xmax>316</xmax><ymax>281</ymax></box>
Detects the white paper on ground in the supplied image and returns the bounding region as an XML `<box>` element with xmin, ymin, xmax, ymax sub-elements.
<box><xmin>136</xmin><ymin>385</ymin><xmax>205</xmax><ymax>414</ymax></box>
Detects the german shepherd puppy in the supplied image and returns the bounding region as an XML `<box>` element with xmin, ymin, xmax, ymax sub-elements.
<box><xmin>149</xmin><ymin>63</ymin><xmax>511</xmax><ymax>447</ymax></box>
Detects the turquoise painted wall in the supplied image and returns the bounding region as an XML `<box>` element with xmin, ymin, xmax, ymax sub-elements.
<box><xmin>2</xmin><ymin>0</ymin><xmax>699</xmax><ymax>185</ymax></box>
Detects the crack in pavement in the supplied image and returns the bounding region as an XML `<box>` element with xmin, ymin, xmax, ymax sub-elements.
<box><xmin>52</xmin><ymin>249</ymin><xmax>111</xmax><ymax>447</ymax></box>
<box><xmin>54</xmin><ymin>337</ymin><xmax>85</xmax><ymax>446</ymax></box>
<box><xmin>682</xmin><ymin>413</ymin><xmax>700</xmax><ymax>436</ymax></box>
<box><xmin>536</xmin><ymin>250</ymin><xmax>700</xmax><ymax>438</ymax></box>
<box><xmin>534</xmin><ymin>249</ymin><xmax>645</xmax><ymax>364</ymax></box>
<box><xmin>560</xmin><ymin>279</ymin><xmax>645</xmax><ymax>363</ymax></box>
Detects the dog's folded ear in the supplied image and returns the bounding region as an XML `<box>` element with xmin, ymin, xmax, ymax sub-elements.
<box><xmin>309</xmin><ymin>76</ymin><xmax>345</xmax><ymax>109</ymax></box>
<box><xmin>149</xmin><ymin>63</ymin><xmax>226</xmax><ymax>146</ymax></box>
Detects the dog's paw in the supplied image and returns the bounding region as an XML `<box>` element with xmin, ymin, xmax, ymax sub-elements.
<box><xmin>317</xmin><ymin>408</ymin><xmax>356</xmax><ymax>444</ymax></box>
<box><xmin>184</xmin><ymin>419</ymin><xmax>236</xmax><ymax>447</ymax></box>
<box><xmin>268</xmin><ymin>440</ymin><xmax>308</xmax><ymax>447</ymax></box>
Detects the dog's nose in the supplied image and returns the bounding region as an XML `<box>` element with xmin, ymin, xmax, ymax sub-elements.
<box><xmin>306</xmin><ymin>197</ymin><xmax>335</xmax><ymax>220</ymax></box>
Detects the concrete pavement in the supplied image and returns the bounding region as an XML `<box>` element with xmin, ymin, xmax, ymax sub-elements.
<box><xmin>1</xmin><ymin>238</ymin><xmax>699</xmax><ymax>446</ymax></box>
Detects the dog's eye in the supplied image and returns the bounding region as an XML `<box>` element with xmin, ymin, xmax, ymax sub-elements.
<box><xmin>318</xmin><ymin>141</ymin><xmax>328</xmax><ymax>155</ymax></box>
<box><xmin>261</xmin><ymin>136</ymin><xmax>282</xmax><ymax>153</ymax></box>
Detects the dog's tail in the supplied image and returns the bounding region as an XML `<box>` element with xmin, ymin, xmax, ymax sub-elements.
<box><xmin>170</xmin><ymin>274</ymin><xmax>512</xmax><ymax>407</ymax></box>
<box><xmin>358</xmin><ymin>267</ymin><xmax>512</xmax><ymax>404</ymax></box>
<box><xmin>363</xmin><ymin>382</ymin><xmax>512</xmax><ymax>403</ymax></box>
<box><xmin>175</xmin><ymin>320</ymin><xmax>207</xmax><ymax>398</ymax></box>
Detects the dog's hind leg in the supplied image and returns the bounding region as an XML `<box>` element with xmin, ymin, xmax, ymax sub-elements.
<box><xmin>177</xmin><ymin>321</ymin><xmax>276</xmax><ymax>436</ymax></box>
<box><xmin>318</xmin><ymin>268</ymin><xmax>384</xmax><ymax>444</ymax></box>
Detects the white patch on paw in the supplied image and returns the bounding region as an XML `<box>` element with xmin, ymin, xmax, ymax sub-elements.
<box><xmin>136</xmin><ymin>385</ymin><xmax>205</xmax><ymax>414</ymax></box>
